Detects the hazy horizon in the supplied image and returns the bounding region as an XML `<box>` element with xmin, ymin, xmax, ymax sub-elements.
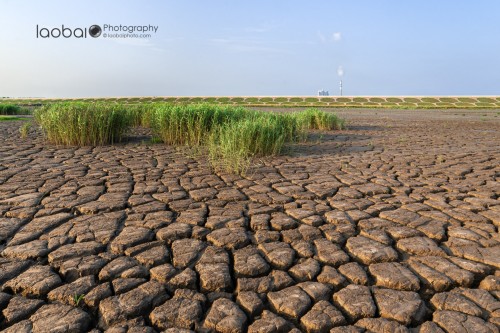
<box><xmin>1</xmin><ymin>0</ymin><xmax>500</xmax><ymax>97</ymax></box>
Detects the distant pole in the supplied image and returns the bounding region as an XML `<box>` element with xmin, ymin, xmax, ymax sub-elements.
<box><xmin>337</xmin><ymin>66</ymin><xmax>344</xmax><ymax>96</ymax></box>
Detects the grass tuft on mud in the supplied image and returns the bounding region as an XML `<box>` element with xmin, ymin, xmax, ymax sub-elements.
<box><xmin>208</xmin><ymin>112</ymin><xmax>300</xmax><ymax>173</ymax></box>
<box><xmin>34</xmin><ymin>102</ymin><xmax>131</xmax><ymax>145</ymax></box>
<box><xmin>294</xmin><ymin>108</ymin><xmax>345</xmax><ymax>131</ymax></box>
<box><xmin>150</xmin><ymin>103</ymin><xmax>249</xmax><ymax>146</ymax></box>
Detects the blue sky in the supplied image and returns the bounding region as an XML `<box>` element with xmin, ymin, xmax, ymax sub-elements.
<box><xmin>1</xmin><ymin>0</ymin><xmax>499</xmax><ymax>97</ymax></box>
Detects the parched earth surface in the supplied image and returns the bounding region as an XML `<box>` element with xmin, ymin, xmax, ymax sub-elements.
<box><xmin>0</xmin><ymin>108</ymin><xmax>499</xmax><ymax>333</ymax></box>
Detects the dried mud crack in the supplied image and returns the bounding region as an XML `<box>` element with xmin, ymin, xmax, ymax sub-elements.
<box><xmin>0</xmin><ymin>108</ymin><xmax>499</xmax><ymax>332</ymax></box>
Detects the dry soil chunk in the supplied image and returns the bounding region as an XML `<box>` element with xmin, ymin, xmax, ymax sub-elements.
<box><xmin>369</xmin><ymin>262</ymin><xmax>420</xmax><ymax>291</ymax></box>
<box><xmin>267</xmin><ymin>286</ymin><xmax>312</xmax><ymax>318</ymax></box>
<box><xmin>171</xmin><ymin>238</ymin><xmax>206</xmax><ymax>268</ymax></box>
<box><xmin>433</xmin><ymin>310</ymin><xmax>498</xmax><ymax>333</ymax></box>
<box><xmin>298</xmin><ymin>281</ymin><xmax>332</xmax><ymax>302</ymax></box>
<box><xmin>451</xmin><ymin>288</ymin><xmax>500</xmax><ymax>319</ymax></box>
<box><xmin>234</xmin><ymin>247</ymin><xmax>271</xmax><ymax>277</ymax></box>
<box><xmin>31</xmin><ymin>304</ymin><xmax>91</xmax><ymax>333</ymax></box>
<box><xmin>338</xmin><ymin>262</ymin><xmax>369</xmax><ymax>285</ymax></box>
<box><xmin>197</xmin><ymin>263</ymin><xmax>232</xmax><ymax>292</ymax></box>
<box><xmin>47</xmin><ymin>275</ymin><xmax>97</xmax><ymax>305</ymax></box>
<box><xmin>346</xmin><ymin>236</ymin><xmax>398</xmax><ymax>265</ymax></box>
<box><xmin>99</xmin><ymin>280</ymin><xmax>166</xmax><ymax>328</ymax></box>
<box><xmin>194</xmin><ymin>247</ymin><xmax>232</xmax><ymax>292</ymax></box>
<box><xmin>415</xmin><ymin>256</ymin><xmax>475</xmax><ymax>288</ymax></box>
<box><xmin>110</xmin><ymin>227</ymin><xmax>153</xmax><ymax>254</ymax></box>
<box><xmin>372</xmin><ymin>287</ymin><xmax>427</xmax><ymax>325</ymax></box>
<box><xmin>300</xmin><ymin>300</ymin><xmax>346</xmax><ymax>332</ymax></box>
<box><xmin>203</xmin><ymin>298</ymin><xmax>248</xmax><ymax>333</ymax></box>
<box><xmin>247</xmin><ymin>310</ymin><xmax>294</xmax><ymax>333</ymax></box>
<box><xmin>412</xmin><ymin>321</ymin><xmax>446</xmax><ymax>333</ymax></box>
<box><xmin>156</xmin><ymin>223</ymin><xmax>192</xmax><ymax>244</ymax></box>
<box><xmin>190</xmin><ymin>188</ymin><xmax>217</xmax><ymax>201</ymax></box>
<box><xmin>448</xmin><ymin>246</ymin><xmax>500</xmax><ymax>269</ymax></box>
<box><xmin>355</xmin><ymin>318</ymin><xmax>410</xmax><ymax>333</ymax></box>
<box><xmin>99</xmin><ymin>256</ymin><xmax>147</xmax><ymax>281</ymax></box>
<box><xmin>329</xmin><ymin>326</ymin><xmax>363</xmax><ymax>333</ymax></box>
<box><xmin>2</xmin><ymin>296</ymin><xmax>44</xmax><ymax>325</ymax></box>
<box><xmin>9</xmin><ymin>212</ymin><xmax>71</xmax><ymax>246</ymax></box>
<box><xmin>2</xmin><ymin>320</ymin><xmax>33</xmax><ymax>333</ymax></box>
<box><xmin>48</xmin><ymin>241</ymin><xmax>105</xmax><ymax>266</ymax></box>
<box><xmin>479</xmin><ymin>275</ymin><xmax>500</xmax><ymax>291</ymax></box>
<box><xmin>407</xmin><ymin>259</ymin><xmax>453</xmax><ymax>292</ymax></box>
<box><xmin>2</xmin><ymin>240</ymin><xmax>49</xmax><ymax>260</ymax></box>
<box><xmin>150</xmin><ymin>297</ymin><xmax>203</xmax><ymax>330</ymax></box>
<box><xmin>0</xmin><ymin>259</ymin><xmax>31</xmax><ymax>284</ymax></box>
<box><xmin>237</xmin><ymin>291</ymin><xmax>264</xmax><ymax>317</ymax></box>
<box><xmin>317</xmin><ymin>266</ymin><xmax>346</xmax><ymax>290</ymax></box>
<box><xmin>259</xmin><ymin>242</ymin><xmax>296</xmax><ymax>270</ymax></box>
<box><xmin>333</xmin><ymin>285</ymin><xmax>376</xmax><ymax>321</ymax></box>
<box><xmin>396</xmin><ymin>237</ymin><xmax>446</xmax><ymax>257</ymax></box>
<box><xmin>112</xmin><ymin>277</ymin><xmax>147</xmax><ymax>294</ymax></box>
<box><xmin>168</xmin><ymin>268</ymin><xmax>197</xmax><ymax>291</ymax></box>
<box><xmin>314</xmin><ymin>239</ymin><xmax>349</xmax><ymax>266</ymax></box>
<box><xmin>430</xmin><ymin>292</ymin><xmax>484</xmax><ymax>317</ymax></box>
<box><xmin>83</xmin><ymin>283</ymin><xmax>113</xmax><ymax>308</ymax></box>
<box><xmin>3</xmin><ymin>265</ymin><xmax>61</xmax><ymax>297</ymax></box>
<box><xmin>59</xmin><ymin>254</ymin><xmax>108</xmax><ymax>282</ymax></box>
<box><xmin>289</xmin><ymin>258</ymin><xmax>321</xmax><ymax>282</ymax></box>
<box><xmin>207</xmin><ymin>227</ymin><xmax>250</xmax><ymax>250</ymax></box>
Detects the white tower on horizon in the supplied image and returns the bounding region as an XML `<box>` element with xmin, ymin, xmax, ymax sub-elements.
<box><xmin>337</xmin><ymin>66</ymin><xmax>344</xmax><ymax>96</ymax></box>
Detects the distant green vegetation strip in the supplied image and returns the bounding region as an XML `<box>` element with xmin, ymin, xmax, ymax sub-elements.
<box><xmin>0</xmin><ymin>104</ymin><xmax>22</xmax><ymax>115</ymax></box>
<box><xmin>0</xmin><ymin>115</ymin><xmax>27</xmax><ymax>121</ymax></box>
<box><xmin>3</xmin><ymin>97</ymin><xmax>500</xmax><ymax>109</ymax></box>
<box><xmin>34</xmin><ymin>102</ymin><xmax>344</xmax><ymax>174</ymax></box>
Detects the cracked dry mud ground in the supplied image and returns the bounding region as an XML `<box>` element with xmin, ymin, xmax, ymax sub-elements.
<box><xmin>0</xmin><ymin>108</ymin><xmax>499</xmax><ymax>333</ymax></box>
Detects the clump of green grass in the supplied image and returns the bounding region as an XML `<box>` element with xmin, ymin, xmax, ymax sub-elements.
<box><xmin>73</xmin><ymin>293</ymin><xmax>85</xmax><ymax>306</ymax></box>
<box><xmin>150</xmin><ymin>104</ymin><xmax>248</xmax><ymax>146</ymax></box>
<box><xmin>0</xmin><ymin>104</ymin><xmax>22</xmax><ymax>115</ymax></box>
<box><xmin>19</xmin><ymin>122</ymin><xmax>31</xmax><ymax>138</ymax></box>
<box><xmin>126</xmin><ymin>104</ymin><xmax>154</xmax><ymax>127</ymax></box>
<box><xmin>34</xmin><ymin>102</ymin><xmax>131</xmax><ymax>145</ymax></box>
<box><xmin>209</xmin><ymin>113</ymin><xmax>295</xmax><ymax>173</ymax></box>
<box><xmin>294</xmin><ymin>108</ymin><xmax>345</xmax><ymax>131</ymax></box>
